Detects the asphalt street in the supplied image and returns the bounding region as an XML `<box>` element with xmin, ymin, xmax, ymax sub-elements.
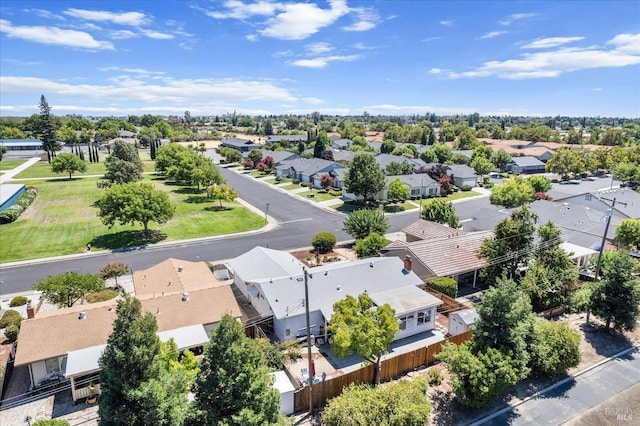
<box><xmin>0</xmin><ymin>168</ymin><xmax>619</xmax><ymax>296</ymax></box>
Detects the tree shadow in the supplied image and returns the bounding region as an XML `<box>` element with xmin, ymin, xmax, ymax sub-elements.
<box><xmin>184</xmin><ymin>195</ymin><xmax>210</xmax><ymax>204</ymax></box>
<box><xmin>89</xmin><ymin>230</ymin><xmax>167</xmax><ymax>250</ymax></box>
<box><xmin>582</xmin><ymin>322</ymin><xmax>632</xmax><ymax>357</ymax></box>
<box><xmin>171</xmin><ymin>187</ymin><xmax>203</xmax><ymax>195</ymax></box>
<box><xmin>204</xmin><ymin>205</ymin><xmax>233</xmax><ymax>212</ymax></box>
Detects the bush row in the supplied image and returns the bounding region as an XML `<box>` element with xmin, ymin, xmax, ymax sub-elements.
<box><xmin>0</xmin><ymin>187</ymin><xmax>37</xmax><ymax>224</ymax></box>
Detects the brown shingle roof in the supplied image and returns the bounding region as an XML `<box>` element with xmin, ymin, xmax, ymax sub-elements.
<box><xmin>133</xmin><ymin>258</ymin><xmax>224</xmax><ymax>296</ymax></box>
<box><xmin>15</xmin><ymin>286</ymin><xmax>241</xmax><ymax>366</ymax></box>
<box><xmin>401</xmin><ymin>219</ymin><xmax>466</xmax><ymax>241</ymax></box>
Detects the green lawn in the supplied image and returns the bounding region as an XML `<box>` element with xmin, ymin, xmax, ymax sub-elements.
<box><xmin>281</xmin><ymin>183</ymin><xmax>303</xmax><ymax>190</ymax></box>
<box><xmin>13</xmin><ymin>158</ymin><xmax>156</xmax><ymax>179</ymax></box>
<box><xmin>0</xmin><ymin>160</ymin><xmax>26</xmax><ymax>171</ymax></box>
<box><xmin>333</xmin><ymin>200</ymin><xmax>418</xmax><ymax>213</ymax></box>
<box><xmin>443</xmin><ymin>191</ymin><xmax>483</xmax><ymax>201</ymax></box>
<box><xmin>0</xmin><ymin>176</ymin><xmax>264</xmax><ymax>263</ymax></box>
<box><xmin>296</xmin><ymin>189</ymin><xmax>340</xmax><ymax>202</ymax></box>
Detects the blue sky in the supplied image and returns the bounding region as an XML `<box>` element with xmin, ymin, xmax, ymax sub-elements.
<box><xmin>1</xmin><ymin>1</ymin><xmax>639</xmax><ymax>118</ymax></box>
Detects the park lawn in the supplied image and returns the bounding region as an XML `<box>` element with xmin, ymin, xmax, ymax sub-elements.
<box><xmin>0</xmin><ymin>177</ymin><xmax>264</xmax><ymax>263</ymax></box>
<box><xmin>13</xmin><ymin>158</ymin><xmax>156</xmax><ymax>178</ymax></box>
<box><xmin>333</xmin><ymin>200</ymin><xmax>418</xmax><ymax>213</ymax></box>
<box><xmin>0</xmin><ymin>160</ymin><xmax>26</xmax><ymax>170</ymax></box>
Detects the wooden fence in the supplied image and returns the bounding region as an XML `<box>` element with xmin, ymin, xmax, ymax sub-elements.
<box><xmin>420</xmin><ymin>285</ymin><xmax>472</xmax><ymax>313</ymax></box>
<box><xmin>537</xmin><ymin>305</ymin><xmax>565</xmax><ymax>319</ymax></box>
<box><xmin>293</xmin><ymin>330</ymin><xmax>472</xmax><ymax>413</ymax></box>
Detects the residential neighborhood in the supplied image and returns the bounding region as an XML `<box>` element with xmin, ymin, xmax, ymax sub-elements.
<box><xmin>1</xmin><ymin>1</ymin><xmax>639</xmax><ymax>425</ymax></box>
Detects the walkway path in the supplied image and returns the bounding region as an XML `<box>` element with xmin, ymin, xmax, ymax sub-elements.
<box><xmin>0</xmin><ymin>157</ymin><xmax>41</xmax><ymax>183</ymax></box>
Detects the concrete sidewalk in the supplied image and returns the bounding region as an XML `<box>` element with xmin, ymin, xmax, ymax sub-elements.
<box><xmin>0</xmin><ymin>157</ymin><xmax>41</xmax><ymax>183</ymax></box>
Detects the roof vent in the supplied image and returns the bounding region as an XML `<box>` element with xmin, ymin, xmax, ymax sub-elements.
<box><xmin>370</xmin><ymin>261</ymin><xmax>374</xmax><ymax>268</ymax></box>
<box><xmin>79</xmin><ymin>311</ymin><xmax>86</xmax><ymax>320</ymax></box>
<box><xmin>178</xmin><ymin>266</ymin><xmax>183</xmax><ymax>272</ymax></box>
<box><xmin>337</xmin><ymin>285</ymin><xmax>342</xmax><ymax>291</ymax></box>
<box><xmin>182</xmin><ymin>292</ymin><xmax>189</xmax><ymax>302</ymax></box>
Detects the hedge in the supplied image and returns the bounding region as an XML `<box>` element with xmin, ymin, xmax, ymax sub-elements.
<box><xmin>4</xmin><ymin>325</ymin><xmax>19</xmax><ymax>342</ymax></box>
<box><xmin>312</xmin><ymin>231</ymin><xmax>337</xmax><ymax>254</ymax></box>
<box><xmin>0</xmin><ymin>310</ymin><xmax>22</xmax><ymax>329</ymax></box>
<box><xmin>9</xmin><ymin>296</ymin><xmax>28</xmax><ymax>307</ymax></box>
<box><xmin>0</xmin><ymin>187</ymin><xmax>37</xmax><ymax>224</ymax></box>
<box><xmin>426</xmin><ymin>277</ymin><xmax>458</xmax><ymax>298</ymax></box>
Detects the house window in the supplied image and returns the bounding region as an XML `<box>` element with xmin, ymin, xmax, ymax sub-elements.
<box><xmin>286</xmin><ymin>329</ymin><xmax>291</xmax><ymax>336</ymax></box>
<box><xmin>398</xmin><ymin>314</ymin><xmax>415</xmax><ymax>331</ymax></box>
<box><xmin>429</xmin><ymin>188</ymin><xmax>437</xmax><ymax>195</ymax></box>
<box><xmin>417</xmin><ymin>309</ymin><xmax>432</xmax><ymax>325</ymax></box>
<box><xmin>410</xmin><ymin>188</ymin><xmax>420</xmax><ymax>196</ymax></box>
<box><xmin>45</xmin><ymin>357</ymin><xmax>62</xmax><ymax>374</ymax></box>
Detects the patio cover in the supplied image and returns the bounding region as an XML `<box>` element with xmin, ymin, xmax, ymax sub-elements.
<box><xmin>65</xmin><ymin>324</ymin><xmax>209</xmax><ymax>378</ymax></box>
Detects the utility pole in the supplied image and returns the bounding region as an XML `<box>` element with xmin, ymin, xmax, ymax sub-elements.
<box><xmin>303</xmin><ymin>267</ymin><xmax>314</xmax><ymax>417</ymax></box>
<box><xmin>418</xmin><ymin>175</ymin><xmax>424</xmax><ymax>219</ymax></box>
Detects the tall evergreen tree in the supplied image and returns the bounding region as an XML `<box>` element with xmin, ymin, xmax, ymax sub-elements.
<box><xmin>98</xmin><ymin>296</ymin><xmax>162</xmax><ymax>425</ymax></box>
<box><xmin>192</xmin><ymin>314</ymin><xmax>284</xmax><ymax>425</ymax></box>
<box><xmin>37</xmin><ymin>95</ymin><xmax>60</xmax><ymax>162</ymax></box>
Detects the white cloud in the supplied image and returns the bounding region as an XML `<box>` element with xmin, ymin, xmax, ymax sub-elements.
<box><xmin>140</xmin><ymin>29</ymin><xmax>174</xmax><ymax>39</ymax></box>
<box><xmin>363</xmin><ymin>104</ymin><xmax>474</xmax><ymax>115</ymax></box>
<box><xmin>259</xmin><ymin>0</ymin><xmax>350</xmax><ymax>40</ymax></box>
<box><xmin>440</xmin><ymin>20</ymin><xmax>454</xmax><ymax>27</ymax></box>
<box><xmin>592</xmin><ymin>88</ymin><xmax>603</xmax><ymax>92</ymax></box>
<box><xmin>290</xmin><ymin>54</ymin><xmax>361</xmax><ymax>69</ymax></box>
<box><xmin>110</xmin><ymin>30</ymin><xmax>138</xmax><ymax>39</ymax></box>
<box><xmin>439</xmin><ymin>33</ymin><xmax>640</xmax><ymax>80</ymax></box>
<box><xmin>204</xmin><ymin>0</ymin><xmax>278</xmax><ymax>19</ymax></box>
<box><xmin>306</xmin><ymin>42</ymin><xmax>334</xmax><ymax>55</ymax></box>
<box><xmin>428</xmin><ymin>68</ymin><xmax>442</xmax><ymax>74</ymax></box>
<box><xmin>499</xmin><ymin>13</ymin><xmax>537</xmax><ymax>26</ymax></box>
<box><xmin>23</xmin><ymin>9</ymin><xmax>65</xmax><ymax>20</ymax></box>
<box><xmin>63</xmin><ymin>8</ymin><xmax>148</xmax><ymax>26</ymax></box>
<box><xmin>0</xmin><ymin>19</ymin><xmax>114</xmax><ymax>50</ymax></box>
<box><xmin>343</xmin><ymin>6</ymin><xmax>380</xmax><ymax>32</ymax></box>
<box><xmin>98</xmin><ymin>67</ymin><xmax>166</xmax><ymax>76</ymax></box>
<box><xmin>246</xmin><ymin>34</ymin><xmax>258</xmax><ymax>42</ymax></box>
<box><xmin>480</xmin><ymin>31</ymin><xmax>507</xmax><ymax>39</ymax></box>
<box><xmin>422</xmin><ymin>36</ymin><xmax>442</xmax><ymax>43</ymax></box>
<box><xmin>522</xmin><ymin>36</ymin><xmax>584</xmax><ymax>49</ymax></box>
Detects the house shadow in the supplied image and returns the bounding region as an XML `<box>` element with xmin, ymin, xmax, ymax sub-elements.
<box><xmin>90</xmin><ymin>230</ymin><xmax>167</xmax><ymax>250</ymax></box>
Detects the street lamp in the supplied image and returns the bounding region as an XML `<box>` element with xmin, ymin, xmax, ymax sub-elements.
<box><xmin>265</xmin><ymin>202</ymin><xmax>270</xmax><ymax>224</ymax></box>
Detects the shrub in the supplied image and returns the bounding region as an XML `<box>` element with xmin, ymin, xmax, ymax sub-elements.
<box><xmin>4</xmin><ymin>325</ymin><xmax>19</xmax><ymax>342</ymax></box>
<box><xmin>533</xmin><ymin>192</ymin><xmax>551</xmax><ymax>201</ymax></box>
<box><xmin>426</xmin><ymin>277</ymin><xmax>458</xmax><ymax>298</ymax></box>
<box><xmin>0</xmin><ymin>310</ymin><xmax>22</xmax><ymax>329</ymax></box>
<box><xmin>353</xmin><ymin>233</ymin><xmax>388</xmax><ymax>258</ymax></box>
<box><xmin>33</xmin><ymin>420</ymin><xmax>71</xmax><ymax>426</ymax></box>
<box><xmin>427</xmin><ymin>369</ymin><xmax>443</xmax><ymax>386</ymax></box>
<box><xmin>0</xmin><ymin>205</ymin><xmax>23</xmax><ymax>224</ymax></box>
<box><xmin>85</xmin><ymin>289</ymin><xmax>119</xmax><ymax>303</ymax></box>
<box><xmin>9</xmin><ymin>296</ymin><xmax>28</xmax><ymax>307</ymax></box>
<box><xmin>312</xmin><ymin>231</ymin><xmax>337</xmax><ymax>254</ymax></box>
<box><xmin>484</xmin><ymin>182</ymin><xmax>495</xmax><ymax>189</ymax></box>
<box><xmin>459</xmin><ymin>184</ymin><xmax>472</xmax><ymax>192</ymax></box>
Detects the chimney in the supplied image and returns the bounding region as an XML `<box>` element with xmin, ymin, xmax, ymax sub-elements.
<box><xmin>404</xmin><ymin>255</ymin><xmax>412</xmax><ymax>271</ymax></box>
<box><xmin>26</xmin><ymin>300</ymin><xmax>36</xmax><ymax>319</ymax></box>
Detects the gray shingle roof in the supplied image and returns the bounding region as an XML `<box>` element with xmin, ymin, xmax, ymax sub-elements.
<box><xmin>509</xmin><ymin>156</ymin><xmax>545</xmax><ymax>167</ymax></box>
<box><xmin>276</xmin><ymin>158</ymin><xmax>344</xmax><ymax>176</ymax></box>
<box><xmin>226</xmin><ymin>246</ymin><xmax>306</xmax><ymax>282</ymax></box>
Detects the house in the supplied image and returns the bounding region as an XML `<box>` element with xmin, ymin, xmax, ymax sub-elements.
<box><xmin>402</xmin><ymin>219</ymin><xmax>467</xmax><ymax>243</ymax></box>
<box><xmin>330</xmin><ymin>139</ymin><xmax>352</xmax><ymax>150</ymax></box>
<box><xmin>227</xmin><ymin>250</ymin><xmax>443</xmax><ymax>343</ymax></box>
<box><xmin>119</xmin><ymin>130</ymin><xmax>135</xmax><ymax>139</ymax></box>
<box><xmin>446</xmin><ymin>164</ymin><xmax>479</xmax><ymax>187</ymax></box>
<box><xmin>0</xmin><ymin>139</ymin><xmax>43</xmax><ymax>151</ymax></box>
<box><xmin>378</xmin><ymin>174</ymin><xmax>440</xmax><ymax>201</ymax></box>
<box><xmin>241</xmin><ymin>149</ymin><xmax>299</xmax><ymax>165</ymax></box>
<box><xmin>220</xmin><ymin>137</ymin><xmax>261</xmax><ymax>152</ymax></box>
<box><xmin>275</xmin><ymin>158</ymin><xmax>345</xmax><ymax>188</ymax></box>
<box><xmin>133</xmin><ymin>258</ymin><xmax>226</xmax><ymax>296</ymax></box>
<box><xmin>331</xmin><ymin>150</ymin><xmax>357</xmax><ymax>164</ymax></box>
<box><xmin>380</xmin><ymin>231</ymin><xmax>493</xmax><ymax>287</ymax></box>
<box><xmin>448</xmin><ymin>308</ymin><xmax>479</xmax><ymax>336</ymax></box>
<box><xmin>374</xmin><ymin>154</ymin><xmax>425</xmax><ymax>173</ymax></box>
<box><xmin>507</xmin><ymin>156</ymin><xmax>546</xmax><ymax>174</ymax></box>
<box><xmin>267</xmin><ymin>135</ymin><xmax>308</xmax><ymax>144</ymax></box>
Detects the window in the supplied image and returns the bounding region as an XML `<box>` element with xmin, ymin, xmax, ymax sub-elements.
<box><xmin>286</xmin><ymin>329</ymin><xmax>291</xmax><ymax>336</ymax></box>
<box><xmin>429</xmin><ymin>188</ymin><xmax>437</xmax><ymax>195</ymax></box>
<box><xmin>417</xmin><ymin>309</ymin><xmax>432</xmax><ymax>325</ymax></box>
<box><xmin>45</xmin><ymin>357</ymin><xmax>61</xmax><ymax>374</ymax></box>
<box><xmin>399</xmin><ymin>314</ymin><xmax>415</xmax><ymax>331</ymax></box>
<box><xmin>411</xmin><ymin>188</ymin><xmax>420</xmax><ymax>196</ymax></box>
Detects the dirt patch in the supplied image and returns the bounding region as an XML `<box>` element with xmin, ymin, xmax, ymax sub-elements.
<box><xmin>422</xmin><ymin>313</ymin><xmax>640</xmax><ymax>425</ymax></box>
<box><xmin>290</xmin><ymin>248</ymin><xmax>356</xmax><ymax>267</ymax></box>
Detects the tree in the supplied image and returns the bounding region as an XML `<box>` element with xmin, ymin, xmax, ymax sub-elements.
<box><xmin>320</xmin><ymin>173</ymin><xmax>334</xmax><ymax>190</ymax></box>
<box><xmin>385</xmin><ymin>161</ymin><xmax>414</xmax><ymax>176</ymax></box>
<box><xmin>50</xmin><ymin>153</ymin><xmax>87</xmax><ymax>179</ymax></box>
<box><xmin>526</xmin><ymin>175</ymin><xmax>552</xmax><ymax>193</ymax></box>
<box><xmin>490</xmin><ymin>149</ymin><xmax>511</xmax><ymax>172</ymax></box>
<box><xmin>192</xmin><ymin>314</ymin><xmax>284</xmax><ymax>425</ymax></box>
<box><xmin>470</xmin><ymin>156</ymin><xmax>494</xmax><ymax>181</ymax></box>
<box><xmin>545</xmin><ymin>148</ymin><xmax>585</xmax><ymax>179</ymax></box>
<box><xmin>96</xmin><ymin>182</ymin><xmax>175</xmax><ymax>234</ymax></box>
<box><xmin>614</xmin><ymin>162</ymin><xmax>640</xmax><ymax>184</ymax></box>
<box><xmin>328</xmin><ymin>293</ymin><xmax>398</xmax><ymax>385</ymax></box>
<box><xmin>529</xmin><ymin>320</ymin><xmax>581</xmax><ymax>375</ymax></box>
<box><xmin>431</xmin><ymin>143</ymin><xmax>452</xmax><ymax>163</ymax></box>
<box><xmin>38</xmin><ymin>95</ymin><xmax>60</xmax><ymax>161</ymax></box>
<box><xmin>99</xmin><ymin>262</ymin><xmax>130</xmax><ymax>287</ymax></box>
<box><xmin>479</xmin><ymin>206</ymin><xmax>538</xmax><ymax>281</ymax></box>
<box><xmin>419</xmin><ymin>148</ymin><xmax>437</xmax><ymax>163</ymax></box>
<box><xmin>589</xmin><ymin>251</ymin><xmax>640</xmax><ymax>331</ymax></box>
<box><xmin>102</xmin><ymin>140</ymin><xmax>144</xmax><ymax>186</ymax></box>
<box><xmin>489</xmin><ymin>176</ymin><xmax>534</xmax><ymax>208</ymax></box>
<box><xmin>206</xmin><ymin>183</ymin><xmax>238</xmax><ymax>208</ymax></box>
<box><xmin>322</xmin><ymin>378</ymin><xmax>431</xmax><ymax>426</ymax></box>
<box><xmin>0</xmin><ymin>146</ymin><xmax>7</xmax><ymax>161</ymax></box>
<box><xmin>99</xmin><ymin>296</ymin><xmax>162</xmax><ymax>425</ymax></box>
<box><xmin>353</xmin><ymin>232</ymin><xmax>387</xmax><ymax>258</ymax></box>
<box><xmin>421</xmin><ymin>198</ymin><xmax>460</xmax><ymax>229</ymax></box>
<box><xmin>472</xmin><ymin>277</ymin><xmax>535</xmax><ymax>377</ymax></box>
<box><xmin>344</xmin><ymin>153</ymin><xmax>385</xmax><ymax>201</ymax></box>
<box><xmin>248</xmin><ymin>149</ymin><xmax>263</xmax><ymax>165</ymax></box>
<box><xmin>34</xmin><ymin>271</ymin><xmax>104</xmax><ymax>308</ymax></box>
<box><xmin>386</xmin><ymin>178</ymin><xmax>409</xmax><ymax>203</ymax></box>
<box><xmin>314</xmin><ymin>131</ymin><xmax>330</xmax><ymax>158</ymax></box>
<box><xmin>312</xmin><ymin>231</ymin><xmax>337</xmax><ymax>254</ymax></box>
<box><xmin>616</xmin><ymin>218</ymin><xmax>640</xmax><ymax>250</ymax></box>
<box><xmin>220</xmin><ymin>147</ymin><xmax>242</xmax><ymax>164</ymax></box>
<box><xmin>380</xmin><ymin>139</ymin><xmax>396</xmax><ymax>154</ymax></box>
<box><xmin>343</xmin><ymin>208</ymin><xmax>389</xmax><ymax>240</ymax></box>
<box><xmin>457</xmin><ymin>128</ymin><xmax>477</xmax><ymax>149</ymax></box>
<box><xmin>437</xmin><ymin>342</ymin><xmax>519</xmax><ymax>408</ymax></box>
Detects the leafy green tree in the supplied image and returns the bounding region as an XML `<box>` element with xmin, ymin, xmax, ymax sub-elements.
<box><xmin>206</xmin><ymin>183</ymin><xmax>238</xmax><ymax>208</ymax></box>
<box><xmin>96</xmin><ymin>182</ymin><xmax>175</xmax><ymax>234</ymax></box>
<box><xmin>50</xmin><ymin>153</ymin><xmax>87</xmax><ymax>179</ymax></box>
<box><xmin>248</xmin><ymin>149</ymin><xmax>263</xmax><ymax>164</ymax></box>
<box><xmin>386</xmin><ymin>178</ymin><xmax>409</xmax><ymax>203</ymax></box>
<box><xmin>102</xmin><ymin>140</ymin><xmax>144</xmax><ymax>186</ymax></box>
<box><xmin>37</xmin><ymin>95</ymin><xmax>60</xmax><ymax>161</ymax></box>
<box><xmin>353</xmin><ymin>233</ymin><xmax>388</xmax><ymax>258</ymax></box>
<box><xmin>457</xmin><ymin>127</ymin><xmax>477</xmax><ymax>149</ymax></box>
<box><xmin>470</xmin><ymin>156</ymin><xmax>494</xmax><ymax>181</ymax></box>
<box><xmin>312</xmin><ymin>231</ymin><xmax>337</xmax><ymax>253</ymax></box>
<box><xmin>616</xmin><ymin>218</ymin><xmax>640</xmax><ymax>250</ymax></box>
<box><xmin>421</xmin><ymin>198</ymin><xmax>460</xmax><ymax>229</ymax></box>
<box><xmin>431</xmin><ymin>143</ymin><xmax>452</xmax><ymax>163</ymax></box>
<box><xmin>322</xmin><ymin>378</ymin><xmax>431</xmax><ymax>426</ymax></box>
<box><xmin>220</xmin><ymin>147</ymin><xmax>242</xmax><ymax>164</ymax></box>
<box><xmin>56</xmin><ymin>125</ymin><xmax>79</xmax><ymax>144</ymax></box>
<box><xmin>192</xmin><ymin>314</ymin><xmax>284</xmax><ymax>425</ymax></box>
<box><xmin>313</xmin><ymin>131</ymin><xmax>330</xmax><ymax>158</ymax></box>
<box><xmin>99</xmin><ymin>296</ymin><xmax>163</xmax><ymax>425</ymax></box>
<box><xmin>419</xmin><ymin>148</ymin><xmax>437</xmax><ymax>163</ymax></box>
<box><xmin>380</xmin><ymin>139</ymin><xmax>396</xmax><ymax>154</ymax></box>
<box><xmin>385</xmin><ymin>161</ymin><xmax>414</xmax><ymax>176</ymax></box>
<box><xmin>489</xmin><ymin>176</ymin><xmax>534</xmax><ymax>208</ymax></box>
<box><xmin>479</xmin><ymin>206</ymin><xmax>538</xmax><ymax>281</ymax></box>
<box><xmin>34</xmin><ymin>271</ymin><xmax>104</xmax><ymax>308</ymax></box>
<box><xmin>614</xmin><ymin>162</ymin><xmax>640</xmax><ymax>184</ymax></box>
<box><xmin>471</xmin><ymin>144</ymin><xmax>492</xmax><ymax>161</ymax></box>
<box><xmin>343</xmin><ymin>208</ymin><xmax>389</xmax><ymax>240</ymax></box>
<box><xmin>437</xmin><ymin>342</ymin><xmax>519</xmax><ymax>408</ymax></box>
<box><xmin>0</xmin><ymin>146</ymin><xmax>7</xmax><ymax>161</ymax></box>
<box><xmin>529</xmin><ymin>320</ymin><xmax>581</xmax><ymax>375</ymax></box>
<box><xmin>490</xmin><ymin>149</ymin><xmax>512</xmax><ymax>172</ymax></box>
<box><xmin>190</xmin><ymin>160</ymin><xmax>224</xmax><ymax>190</ymax></box>
<box><xmin>344</xmin><ymin>154</ymin><xmax>385</xmax><ymax>201</ymax></box>
<box><xmin>545</xmin><ymin>148</ymin><xmax>585</xmax><ymax>179</ymax></box>
<box><xmin>450</xmin><ymin>153</ymin><xmax>471</xmax><ymax>165</ymax></box>
<box><xmin>590</xmin><ymin>251</ymin><xmax>640</xmax><ymax>331</ymax></box>
<box><xmin>99</xmin><ymin>262</ymin><xmax>130</xmax><ymax>287</ymax></box>
<box><xmin>328</xmin><ymin>293</ymin><xmax>398</xmax><ymax>385</ymax></box>
<box><xmin>526</xmin><ymin>175</ymin><xmax>552</xmax><ymax>193</ymax></box>
<box><xmin>472</xmin><ymin>278</ymin><xmax>535</xmax><ymax>378</ymax></box>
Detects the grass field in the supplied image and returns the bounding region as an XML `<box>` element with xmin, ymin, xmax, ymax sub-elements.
<box><xmin>0</xmin><ymin>160</ymin><xmax>27</xmax><ymax>171</ymax></box>
<box><xmin>13</xmin><ymin>157</ymin><xmax>156</xmax><ymax>179</ymax></box>
<box><xmin>296</xmin><ymin>189</ymin><xmax>340</xmax><ymax>202</ymax></box>
<box><xmin>0</xmin><ymin>176</ymin><xmax>264</xmax><ymax>263</ymax></box>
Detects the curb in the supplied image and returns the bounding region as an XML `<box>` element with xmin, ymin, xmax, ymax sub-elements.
<box><xmin>469</xmin><ymin>344</ymin><xmax>640</xmax><ymax>426</ymax></box>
